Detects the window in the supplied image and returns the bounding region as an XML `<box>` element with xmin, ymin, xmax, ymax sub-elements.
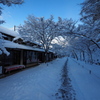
<box><xmin>3</xmin><ymin>33</ymin><xmax>14</xmax><ymax>41</ymax></box>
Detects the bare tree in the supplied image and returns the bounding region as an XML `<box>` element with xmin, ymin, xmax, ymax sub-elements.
<box><xmin>18</xmin><ymin>15</ymin><xmax>59</xmax><ymax>61</ymax></box>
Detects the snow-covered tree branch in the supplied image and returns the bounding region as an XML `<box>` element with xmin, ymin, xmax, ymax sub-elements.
<box><xmin>18</xmin><ymin>15</ymin><xmax>59</xmax><ymax>52</ymax></box>
<box><xmin>0</xmin><ymin>0</ymin><xmax>24</xmax><ymax>55</ymax></box>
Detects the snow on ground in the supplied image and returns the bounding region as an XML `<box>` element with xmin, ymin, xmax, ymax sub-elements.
<box><xmin>74</xmin><ymin>59</ymin><xmax>100</xmax><ymax>79</ymax></box>
<box><xmin>1</xmin><ymin>57</ymin><xmax>100</xmax><ymax>100</ymax></box>
<box><xmin>68</xmin><ymin>57</ymin><xmax>100</xmax><ymax>100</ymax></box>
<box><xmin>0</xmin><ymin>58</ymin><xmax>67</xmax><ymax>100</ymax></box>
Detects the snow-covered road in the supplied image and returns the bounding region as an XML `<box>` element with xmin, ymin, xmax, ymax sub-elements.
<box><xmin>1</xmin><ymin>57</ymin><xmax>100</xmax><ymax>100</ymax></box>
<box><xmin>0</xmin><ymin>58</ymin><xmax>67</xmax><ymax>100</ymax></box>
<box><xmin>68</xmin><ymin>58</ymin><xmax>100</xmax><ymax>100</ymax></box>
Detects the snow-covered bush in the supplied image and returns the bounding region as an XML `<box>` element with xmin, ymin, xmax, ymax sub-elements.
<box><xmin>0</xmin><ymin>33</ymin><xmax>9</xmax><ymax>55</ymax></box>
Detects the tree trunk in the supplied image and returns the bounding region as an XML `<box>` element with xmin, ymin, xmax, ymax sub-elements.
<box><xmin>82</xmin><ymin>51</ymin><xmax>85</xmax><ymax>61</ymax></box>
<box><xmin>87</xmin><ymin>47</ymin><xmax>93</xmax><ymax>63</ymax></box>
<box><xmin>72</xmin><ymin>50</ymin><xmax>78</xmax><ymax>60</ymax></box>
<box><xmin>44</xmin><ymin>50</ymin><xmax>48</xmax><ymax>63</ymax></box>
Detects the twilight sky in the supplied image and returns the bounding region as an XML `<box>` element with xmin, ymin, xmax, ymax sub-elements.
<box><xmin>1</xmin><ymin>0</ymin><xmax>84</xmax><ymax>29</ymax></box>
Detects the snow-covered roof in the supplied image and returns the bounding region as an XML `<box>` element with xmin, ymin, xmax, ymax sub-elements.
<box><xmin>4</xmin><ymin>40</ymin><xmax>45</xmax><ymax>52</ymax></box>
<box><xmin>48</xmin><ymin>50</ymin><xmax>54</xmax><ymax>53</ymax></box>
<box><xmin>32</xmin><ymin>41</ymin><xmax>42</xmax><ymax>46</ymax></box>
<box><xmin>0</xmin><ymin>26</ymin><xmax>43</xmax><ymax>47</ymax></box>
<box><xmin>0</xmin><ymin>26</ymin><xmax>20</xmax><ymax>37</ymax></box>
<box><xmin>23</xmin><ymin>40</ymin><xmax>42</xmax><ymax>46</ymax></box>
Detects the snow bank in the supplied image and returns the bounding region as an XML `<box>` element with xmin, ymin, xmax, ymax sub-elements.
<box><xmin>68</xmin><ymin>58</ymin><xmax>100</xmax><ymax>100</ymax></box>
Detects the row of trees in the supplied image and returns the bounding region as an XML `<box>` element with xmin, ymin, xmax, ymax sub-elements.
<box><xmin>65</xmin><ymin>0</ymin><xmax>100</xmax><ymax>64</ymax></box>
<box><xmin>0</xmin><ymin>0</ymin><xmax>100</xmax><ymax>64</ymax></box>
<box><xmin>18</xmin><ymin>0</ymin><xmax>100</xmax><ymax>64</ymax></box>
<box><xmin>18</xmin><ymin>16</ymin><xmax>77</xmax><ymax>52</ymax></box>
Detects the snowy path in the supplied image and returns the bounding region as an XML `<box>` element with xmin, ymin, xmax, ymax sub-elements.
<box><xmin>68</xmin><ymin>58</ymin><xmax>100</xmax><ymax>100</ymax></box>
<box><xmin>0</xmin><ymin>58</ymin><xmax>67</xmax><ymax>100</ymax></box>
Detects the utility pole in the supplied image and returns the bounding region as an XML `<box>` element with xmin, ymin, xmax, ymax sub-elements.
<box><xmin>14</xmin><ymin>25</ymin><xmax>16</xmax><ymax>31</ymax></box>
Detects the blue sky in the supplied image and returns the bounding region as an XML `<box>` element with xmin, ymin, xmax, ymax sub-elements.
<box><xmin>1</xmin><ymin>0</ymin><xmax>84</xmax><ymax>29</ymax></box>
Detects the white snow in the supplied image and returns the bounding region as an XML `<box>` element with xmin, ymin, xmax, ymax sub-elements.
<box><xmin>0</xmin><ymin>58</ymin><xmax>67</xmax><ymax>100</ymax></box>
<box><xmin>13</xmin><ymin>36</ymin><xmax>23</xmax><ymax>42</ymax></box>
<box><xmin>0</xmin><ymin>26</ymin><xmax>20</xmax><ymax>37</ymax></box>
<box><xmin>68</xmin><ymin>58</ymin><xmax>100</xmax><ymax>100</ymax></box>
<box><xmin>0</xmin><ymin>57</ymin><xmax>100</xmax><ymax>100</ymax></box>
<box><xmin>0</xmin><ymin>33</ymin><xmax>10</xmax><ymax>56</ymax></box>
<box><xmin>4</xmin><ymin>40</ymin><xmax>45</xmax><ymax>52</ymax></box>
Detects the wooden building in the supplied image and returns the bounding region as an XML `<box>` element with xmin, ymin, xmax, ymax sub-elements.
<box><xmin>0</xmin><ymin>26</ymin><xmax>55</xmax><ymax>74</ymax></box>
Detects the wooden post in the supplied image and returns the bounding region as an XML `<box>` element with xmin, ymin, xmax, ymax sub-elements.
<box><xmin>20</xmin><ymin>50</ymin><xmax>23</xmax><ymax>65</ymax></box>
